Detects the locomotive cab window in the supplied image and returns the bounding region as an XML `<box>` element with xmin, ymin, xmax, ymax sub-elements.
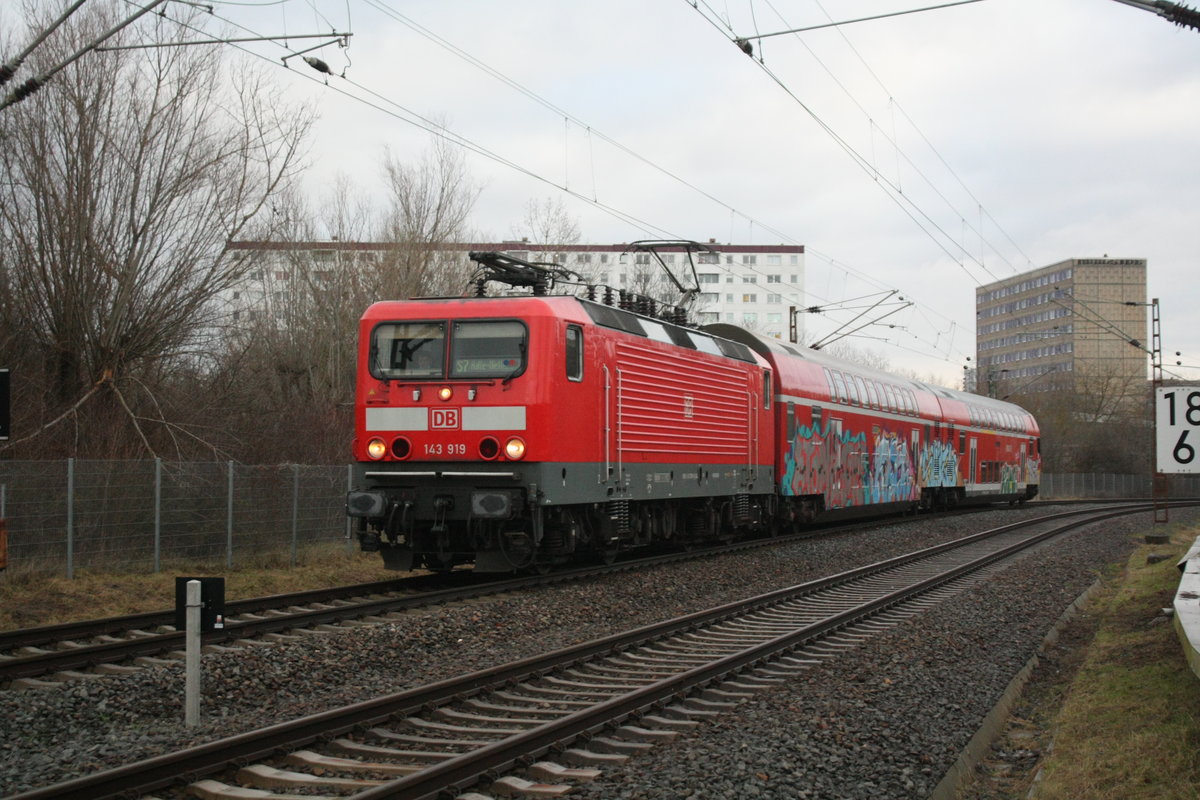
<box><xmin>372</xmin><ymin>322</ymin><xmax>446</xmax><ymax>380</ymax></box>
<box><xmin>566</xmin><ymin>324</ymin><xmax>583</xmax><ymax>382</ymax></box>
<box><xmin>450</xmin><ymin>320</ymin><xmax>527</xmax><ymax>379</ymax></box>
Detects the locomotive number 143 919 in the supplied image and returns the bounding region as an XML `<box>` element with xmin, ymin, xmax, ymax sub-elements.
<box><xmin>424</xmin><ymin>442</ymin><xmax>467</xmax><ymax>456</ymax></box>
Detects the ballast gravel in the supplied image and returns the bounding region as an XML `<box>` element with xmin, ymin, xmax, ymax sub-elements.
<box><xmin>0</xmin><ymin>505</ymin><xmax>1182</xmax><ymax>798</ymax></box>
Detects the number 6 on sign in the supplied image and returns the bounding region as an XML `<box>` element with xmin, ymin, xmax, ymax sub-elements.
<box><xmin>1157</xmin><ymin>387</ymin><xmax>1200</xmax><ymax>473</ymax></box>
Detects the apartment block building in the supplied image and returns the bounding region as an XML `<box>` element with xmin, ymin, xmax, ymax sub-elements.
<box><xmin>975</xmin><ymin>257</ymin><xmax>1148</xmax><ymax>397</ymax></box>
<box><xmin>223</xmin><ymin>240</ymin><xmax>807</xmax><ymax>340</ymax></box>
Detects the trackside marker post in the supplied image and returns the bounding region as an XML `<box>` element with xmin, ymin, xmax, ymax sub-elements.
<box><xmin>185</xmin><ymin>579</ymin><xmax>201</xmax><ymax>726</ymax></box>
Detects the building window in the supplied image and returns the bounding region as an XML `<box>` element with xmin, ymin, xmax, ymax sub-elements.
<box><xmin>767</xmin><ymin>294</ymin><xmax>781</xmax><ymax>303</ymax></box>
<box><xmin>743</xmin><ymin>255</ymin><xmax>757</xmax><ymax>265</ymax></box>
<box><xmin>745</xmin><ymin>275</ymin><xmax>757</xmax><ymax>284</ymax></box>
<box><xmin>767</xmin><ymin>255</ymin><xmax>781</xmax><ymax>265</ymax></box>
<box><xmin>743</xmin><ymin>312</ymin><xmax>758</xmax><ymax>324</ymax></box>
<box><xmin>726</xmin><ymin>293</ymin><xmax>734</xmax><ymax>303</ymax></box>
<box><xmin>699</xmin><ymin>273</ymin><xmax>719</xmax><ymax>284</ymax></box>
<box><xmin>767</xmin><ymin>274</ymin><xmax>781</xmax><ymax>283</ymax></box>
<box><xmin>742</xmin><ymin>293</ymin><xmax>757</xmax><ymax>303</ymax></box>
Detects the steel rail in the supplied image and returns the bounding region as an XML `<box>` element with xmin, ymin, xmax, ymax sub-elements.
<box><xmin>7</xmin><ymin>504</ymin><xmax>1162</xmax><ymax>800</ymax></box>
<box><xmin>0</xmin><ymin>503</ymin><xmax>1041</xmax><ymax>683</ymax></box>
<box><xmin>0</xmin><ymin>497</ymin><xmax>1147</xmax><ymax>658</ymax></box>
<box><xmin>353</xmin><ymin>508</ymin><xmax>1130</xmax><ymax>800</ymax></box>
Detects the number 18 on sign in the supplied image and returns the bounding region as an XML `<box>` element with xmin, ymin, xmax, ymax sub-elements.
<box><xmin>1157</xmin><ymin>387</ymin><xmax>1200</xmax><ymax>474</ymax></box>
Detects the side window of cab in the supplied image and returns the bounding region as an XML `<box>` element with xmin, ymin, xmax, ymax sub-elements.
<box><xmin>566</xmin><ymin>325</ymin><xmax>583</xmax><ymax>381</ymax></box>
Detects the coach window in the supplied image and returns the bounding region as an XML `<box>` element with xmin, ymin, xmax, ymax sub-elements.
<box><xmin>566</xmin><ymin>324</ymin><xmax>583</xmax><ymax>382</ymax></box>
<box><xmin>832</xmin><ymin>371</ymin><xmax>849</xmax><ymax>405</ymax></box>
<box><xmin>883</xmin><ymin>384</ymin><xmax>897</xmax><ymax>413</ymax></box>
<box><xmin>854</xmin><ymin>376</ymin><xmax>870</xmax><ymax>408</ymax></box>
<box><xmin>372</xmin><ymin>321</ymin><xmax>446</xmax><ymax>380</ymax></box>
<box><xmin>450</xmin><ymin>320</ymin><xmax>527</xmax><ymax>379</ymax></box>
<box><xmin>845</xmin><ymin>374</ymin><xmax>860</xmax><ymax>406</ymax></box>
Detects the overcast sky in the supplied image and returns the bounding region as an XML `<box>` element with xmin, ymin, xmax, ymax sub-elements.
<box><xmin>44</xmin><ymin>0</ymin><xmax>1200</xmax><ymax>384</ymax></box>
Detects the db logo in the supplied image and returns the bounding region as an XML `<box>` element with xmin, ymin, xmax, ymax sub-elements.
<box><xmin>431</xmin><ymin>408</ymin><xmax>460</xmax><ymax>430</ymax></box>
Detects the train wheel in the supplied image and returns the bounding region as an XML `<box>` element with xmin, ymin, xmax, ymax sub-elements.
<box><xmin>424</xmin><ymin>554</ymin><xmax>455</xmax><ymax>574</ymax></box>
<box><xmin>499</xmin><ymin>529</ymin><xmax>535</xmax><ymax>571</ymax></box>
<box><xmin>599</xmin><ymin>541</ymin><xmax>620</xmax><ymax>564</ymax></box>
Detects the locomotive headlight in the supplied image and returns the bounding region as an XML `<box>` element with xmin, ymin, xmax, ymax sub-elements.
<box><xmin>438</xmin><ymin>386</ymin><xmax>453</xmax><ymax>401</ymax></box>
<box><xmin>504</xmin><ymin>436</ymin><xmax>526</xmax><ymax>460</ymax></box>
<box><xmin>366</xmin><ymin>437</ymin><xmax>387</xmax><ymax>460</ymax></box>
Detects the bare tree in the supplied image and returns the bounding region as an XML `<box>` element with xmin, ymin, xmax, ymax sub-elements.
<box><xmin>0</xmin><ymin>4</ymin><xmax>310</xmax><ymax>458</ymax></box>
<box><xmin>1006</xmin><ymin>361</ymin><xmax>1152</xmax><ymax>473</ymax></box>
<box><xmin>375</xmin><ymin>137</ymin><xmax>480</xmax><ymax>298</ymax></box>
<box><xmin>514</xmin><ymin>197</ymin><xmax>581</xmax><ymax>246</ymax></box>
<box><xmin>208</xmin><ymin>139</ymin><xmax>482</xmax><ymax>463</ymax></box>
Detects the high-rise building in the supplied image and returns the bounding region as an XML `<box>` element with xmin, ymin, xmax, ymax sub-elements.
<box><xmin>974</xmin><ymin>257</ymin><xmax>1148</xmax><ymax>397</ymax></box>
<box><xmin>223</xmin><ymin>240</ymin><xmax>807</xmax><ymax>340</ymax></box>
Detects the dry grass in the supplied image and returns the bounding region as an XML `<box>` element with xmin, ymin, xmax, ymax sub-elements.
<box><xmin>1033</xmin><ymin>526</ymin><xmax>1200</xmax><ymax>799</ymax></box>
<box><xmin>0</xmin><ymin>544</ymin><xmax>397</xmax><ymax>631</ymax></box>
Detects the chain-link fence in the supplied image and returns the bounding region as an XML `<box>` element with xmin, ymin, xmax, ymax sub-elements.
<box><xmin>0</xmin><ymin>462</ymin><xmax>1196</xmax><ymax>577</ymax></box>
<box><xmin>1039</xmin><ymin>472</ymin><xmax>1200</xmax><ymax>499</ymax></box>
<box><xmin>0</xmin><ymin>460</ymin><xmax>352</xmax><ymax>577</ymax></box>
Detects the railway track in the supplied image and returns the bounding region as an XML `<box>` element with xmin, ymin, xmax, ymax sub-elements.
<box><xmin>0</xmin><ymin>504</ymin><xmax>1033</xmax><ymax>689</ymax></box>
<box><xmin>8</xmin><ymin>504</ymin><xmax>1153</xmax><ymax>800</ymax></box>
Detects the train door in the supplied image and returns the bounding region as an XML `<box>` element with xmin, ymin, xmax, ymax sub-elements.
<box><xmin>1019</xmin><ymin>443</ymin><xmax>1027</xmax><ymax>486</ymax></box>
<box><xmin>601</xmin><ymin>359</ymin><xmax>617</xmax><ymax>487</ymax></box>
<box><xmin>968</xmin><ymin>437</ymin><xmax>978</xmax><ymax>487</ymax></box>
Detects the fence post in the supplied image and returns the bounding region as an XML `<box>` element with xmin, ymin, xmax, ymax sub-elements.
<box><xmin>154</xmin><ymin>458</ymin><xmax>162</xmax><ymax>573</ymax></box>
<box><xmin>1</xmin><ymin>483</ymin><xmax>6</xmax><ymax>578</ymax></box>
<box><xmin>227</xmin><ymin>461</ymin><xmax>234</xmax><ymax>569</ymax></box>
<box><xmin>345</xmin><ymin>464</ymin><xmax>353</xmax><ymax>553</ymax></box>
<box><xmin>291</xmin><ymin>464</ymin><xmax>299</xmax><ymax>568</ymax></box>
<box><xmin>66</xmin><ymin>458</ymin><xmax>74</xmax><ymax>579</ymax></box>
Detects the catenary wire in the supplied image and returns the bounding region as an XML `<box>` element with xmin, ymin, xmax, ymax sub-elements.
<box><xmin>112</xmin><ymin>0</ymin><xmax>971</xmax><ymax>363</ymax></box>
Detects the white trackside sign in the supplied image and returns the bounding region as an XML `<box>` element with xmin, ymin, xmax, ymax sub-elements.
<box><xmin>1157</xmin><ymin>386</ymin><xmax>1200</xmax><ymax>474</ymax></box>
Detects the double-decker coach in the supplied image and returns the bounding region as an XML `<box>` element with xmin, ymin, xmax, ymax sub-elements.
<box><xmin>709</xmin><ymin>325</ymin><xmax>1040</xmax><ymax>526</ymax></box>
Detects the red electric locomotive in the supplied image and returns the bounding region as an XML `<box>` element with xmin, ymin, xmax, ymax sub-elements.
<box><xmin>347</xmin><ymin>249</ymin><xmax>1040</xmax><ymax>572</ymax></box>
<box><xmin>346</xmin><ymin>254</ymin><xmax>776</xmax><ymax>572</ymax></box>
